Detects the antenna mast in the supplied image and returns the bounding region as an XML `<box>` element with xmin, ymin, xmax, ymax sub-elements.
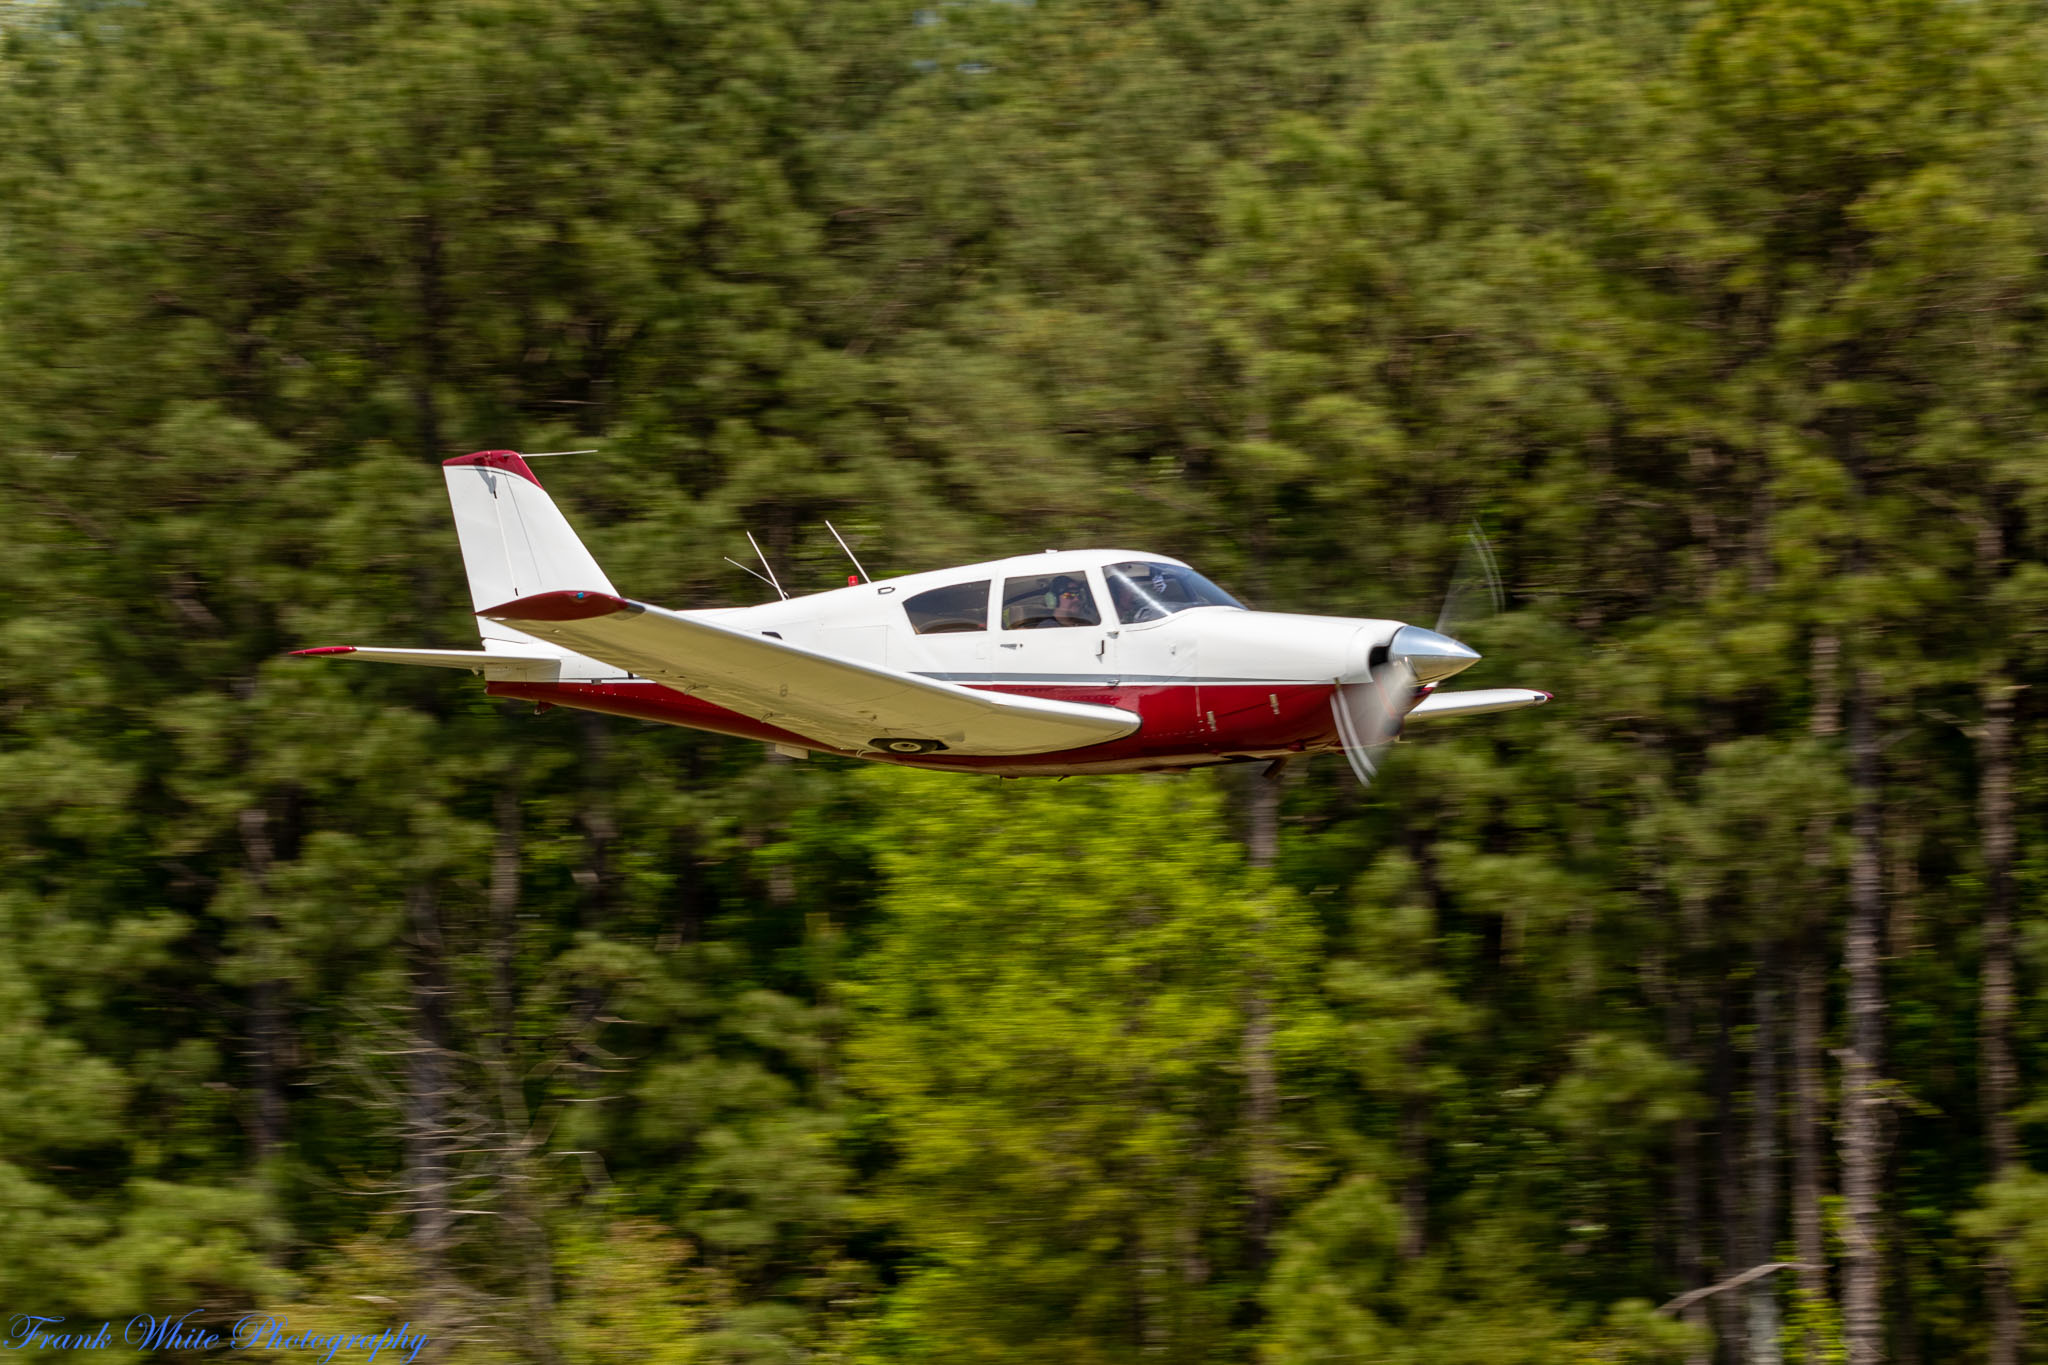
<box><xmin>824</xmin><ymin>520</ymin><xmax>870</xmax><ymax>584</ymax></box>
<box><xmin>745</xmin><ymin>531</ymin><xmax>788</xmax><ymax>601</ymax></box>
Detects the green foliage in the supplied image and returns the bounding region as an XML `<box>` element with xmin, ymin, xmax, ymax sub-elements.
<box><xmin>1784</xmin><ymin>1284</ymin><xmax>1847</xmax><ymax>1365</ymax></box>
<box><xmin>1262</xmin><ymin>1177</ymin><xmax>1701</xmax><ymax>1364</ymax></box>
<box><xmin>3</xmin><ymin>0</ymin><xmax>2047</xmax><ymax>1357</ymax></box>
<box><xmin>1965</xmin><ymin>1169</ymin><xmax>2048</xmax><ymax>1298</ymax></box>
<box><xmin>850</xmin><ymin>769</ymin><xmax>1320</xmax><ymax>1362</ymax></box>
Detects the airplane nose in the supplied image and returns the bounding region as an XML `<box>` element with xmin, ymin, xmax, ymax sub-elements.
<box><xmin>1388</xmin><ymin>625</ymin><xmax>1481</xmax><ymax>684</ymax></box>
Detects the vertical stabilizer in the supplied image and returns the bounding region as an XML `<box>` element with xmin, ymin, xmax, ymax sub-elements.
<box><xmin>443</xmin><ymin>451</ymin><xmax>618</xmax><ymax>651</ymax></box>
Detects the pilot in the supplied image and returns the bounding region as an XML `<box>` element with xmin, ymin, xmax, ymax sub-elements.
<box><xmin>1106</xmin><ymin>572</ymin><xmax>1139</xmax><ymax>623</ymax></box>
<box><xmin>1107</xmin><ymin>565</ymin><xmax>1162</xmax><ymax>623</ymax></box>
<box><xmin>1047</xmin><ymin>576</ymin><xmax>1093</xmax><ymax>627</ymax></box>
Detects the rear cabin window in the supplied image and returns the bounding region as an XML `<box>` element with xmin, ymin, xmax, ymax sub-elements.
<box><xmin>1001</xmin><ymin>573</ymin><xmax>1102</xmax><ymax>629</ymax></box>
<box><xmin>903</xmin><ymin>580</ymin><xmax>990</xmax><ymax>634</ymax></box>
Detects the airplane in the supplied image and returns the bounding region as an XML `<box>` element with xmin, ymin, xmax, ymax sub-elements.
<box><xmin>292</xmin><ymin>450</ymin><xmax>1550</xmax><ymax>782</ymax></box>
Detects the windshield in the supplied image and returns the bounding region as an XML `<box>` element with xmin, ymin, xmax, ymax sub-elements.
<box><xmin>1103</xmin><ymin>561</ymin><xmax>1245</xmax><ymax>624</ymax></box>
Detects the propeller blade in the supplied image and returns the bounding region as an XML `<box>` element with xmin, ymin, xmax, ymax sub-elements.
<box><xmin>1330</xmin><ymin>656</ymin><xmax>1417</xmax><ymax>788</ymax></box>
<box><xmin>1331</xmin><ymin>524</ymin><xmax>1502</xmax><ymax>790</ymax></box>
<box><xmin>1435</xmin><ymin>524</ymin><xmax>1504</xmax><ymax>640</ymax></box>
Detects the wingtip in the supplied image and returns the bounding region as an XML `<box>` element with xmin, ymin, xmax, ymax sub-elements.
<box><xmin>290</xmin><ymin>646</ymin><xmax>358</xmax><ymax>657</ymax></box>
<box><xmin>479</xmin><ymin>589</ymin><xmax>636</xmax><ymax>622</ymax></box>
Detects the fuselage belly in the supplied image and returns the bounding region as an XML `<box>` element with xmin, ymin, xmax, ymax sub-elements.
<box><xmin>485</xmin><ymin>677</ymin><xmax>1342</xmax><ymax>775</ymax></box>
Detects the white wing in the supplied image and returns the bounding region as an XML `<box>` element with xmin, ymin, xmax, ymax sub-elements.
<box><xmin>480</xmin><ymin>591</ymin><xmax>1138</xmax><ymax>757</ymax></box>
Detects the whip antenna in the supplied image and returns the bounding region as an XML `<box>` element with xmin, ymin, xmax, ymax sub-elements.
<box><xmin>723</xmin><ymin>557</ymin><xmax>779</xmax><ymax>592</ymax></box>
<box><xmin>825</xmin><ymin>520</ymin><xmax>870</xmax><ymax>583</ymax></box>
<box><xmin>745</xmin><ymin>531</ymin><xmax>788</xmax><ymax>601</ymax></box>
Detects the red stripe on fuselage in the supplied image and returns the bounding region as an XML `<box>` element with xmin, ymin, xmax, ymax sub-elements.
<box><xmin>487</xmin><ymin>680</ymin><xmax>824</xmax><ymax>750</ymax></box>
<box><xmin>485</xmin><ymin>678</ymin><xmax>1343</xmax><ymax>774</ymax></box>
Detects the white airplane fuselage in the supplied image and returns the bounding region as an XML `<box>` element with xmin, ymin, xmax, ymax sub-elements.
<box><xmin>488</xmin><ymin>549</ymin><xmax>1400</xmax><ymax>775</ymax></box>
<box><xmin>295</xmin><ymin>451</ymin><xmax>1545</xmax><ymax>776</ymax></box>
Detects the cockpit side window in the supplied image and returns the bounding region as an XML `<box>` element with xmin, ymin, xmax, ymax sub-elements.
<box><xmin>904</xmin><ymin>580</ymin><xmax>990</xmax><ymax>634</ymax></box>
<box><xmin>1104</xmin><ymin>561</ymin><xmax>1245</xmax><ymax>624</ymax></box>
<box><xmin>1000</xmin><ymin>573</ymin><xmax>1101</xmax><ymax>629</ymax></box>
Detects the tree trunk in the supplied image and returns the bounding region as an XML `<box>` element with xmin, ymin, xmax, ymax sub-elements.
<box><xmin>573</xmin><ymin>716</ymin><xmax>618</xmax><ymax>1062</ymax></box>
<box><xmin>1716</xmin><ymin>980</ymin><xmax>1749</xmax><ymax>1362</ymax></box>
<box><xmin>1791</xmin><ymin>933</ymin><xmax>1827</xmax><ymax>1353</ymax></box>
<box><xmin>1674</xmin><ymin>1105</ymin><xmax>1710</xmax><ymax>1365</ymax></box>
<box><xmin>1841</xmin><ymin>665</ymin><xmax>1886</xmax><ymax>1365</ymax></box>
<box><xmin>1668</xmin><ymin>879</ymin><xmax>1711</xmax><ymax>1365</ymax></box>
<box><xmin>1399</xmin><ymin>1082</ymin><xmax>1428</xmax><ymax>1261</ymax></box>
<box><xmin>1748</xmin><ymin>962</ymin><xmax>1783</xmax><ymax>1365</ymax></box>
<box><xmin>1793</xmin><ymin>633</ymin><xmax>1838</xmax><ymax>1356</ymax></box>
<box><xmin>239</xmin><ymin>806</ymin><xmax>289</xmax><ymax>1163</ymax></box>
<box><xmin>487</xmin><ymin>787</ymin><xmax>559</xmax><ymax>1362</ymax></box>
<box><xmin>1240</xmin><ymin>771</ymin><xmax>1281</xmax><ymax>1265</ymax></box>
<box><xmin>1979</xmin><ymin>673</ymin><xmax>2021</xmax><ymax>1365</ymax></box>
<box><xmin>404</xmin><ymin>882</ymin><xmax>456</xmax><ymax>1270</ymax></box>
<box><xmin>1970</xmin><ymin>495</ymin><xmax>2022</xmax><ymax>1365</ymax></box>
<box><xmin>1396</xmin><ymin>821</ymin><xmax>1443</xmax><ymax>1263</ymax></box>
<box><xmin>414</xmin><ymin>213</ymin><xmax>445</xmax><ymax>460</ymax></box>
<box><xmin>1886</xmin><ymin>1116</ymin><xmax>1918</xmax><ymax>1365</ymax></box>
<box><xmin>1245</xmin><ymin>765</ymin><xmax>1279</xmax><ymax>869</ymax></box>
<box><xmin>489</xmin><ymin>787</ymin><xmax>523</xmax><ymax>1073</ymax></box>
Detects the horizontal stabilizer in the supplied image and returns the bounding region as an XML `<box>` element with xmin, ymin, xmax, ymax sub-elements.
<box><xmin>479</xmin><ymin>590</ymin><xmax>1140</xmax><ymax>757</ymax></box>
<box><xmin>1406</xmin><ymin>687</ymin><xmax>1551</xmax><ymax>722</ymax></box>
<box><xmin>290</xmin><ymin>646</ymin><xmax>563</xmax><ymax>681</ymax></box>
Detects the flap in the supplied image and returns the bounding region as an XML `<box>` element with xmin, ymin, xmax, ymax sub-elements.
<box><xmin>479</xmin><ymin>592</ymin><xmax>1139</xmax><ymax>756</ymax></box>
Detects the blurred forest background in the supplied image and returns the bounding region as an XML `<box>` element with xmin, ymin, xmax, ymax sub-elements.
<box><xmin>5</xmin><ymin>0</ymin><xmax>2048</xmax><ymax>1361</ymax></box>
